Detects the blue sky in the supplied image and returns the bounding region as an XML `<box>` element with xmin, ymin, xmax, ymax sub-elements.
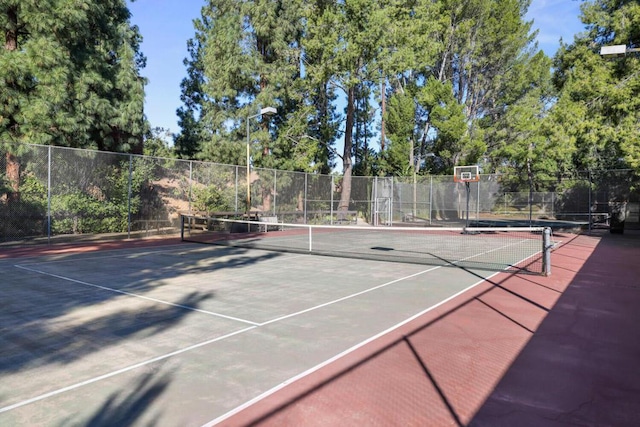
<box><xmin>128</xmin><ymin>0</ymin><xmax>586</xmax><ymax>138</ymax></box>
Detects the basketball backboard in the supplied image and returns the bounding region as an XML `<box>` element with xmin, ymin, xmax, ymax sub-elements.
<box><xmin>453</xmin><ymin>165</ymin><xmax>480</xmax><ymax>183</ymax></box>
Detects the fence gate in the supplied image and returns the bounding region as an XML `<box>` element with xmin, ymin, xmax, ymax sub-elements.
<box><xmin>374</xmin><ymin>197</ymin><xmax>392</xmax><ymax>226</ymax></box>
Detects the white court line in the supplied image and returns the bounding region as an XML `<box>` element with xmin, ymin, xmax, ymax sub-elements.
<box><xmin>258</xmin><ymin>265</ymin><xmax>442</xmax><ymax>326</ymax></box>
<box><xmin>0</xmin><ymin>326</ymin><xmax>257</xmax><ymax>415</ymax></box>
<box><xmin>203</xmin><ymin>271</ymin><xmax>501</xmax><ymax>427</ymax></box>
<box><xmin>13</xmin><ymin>264</ymin><xmax>260</xmax><ymax>326</ymax></box>
<box><xmin>205</xmin><ymin>241</ymin><xmax>541</xmax><ymax>425</ymax></box>
<box><xmin>4</xmin><ymin>241</ymin><xmax>538</xmax><ymax>417</ymax></box>
<box><xmin>12</xmin><ymin>243</ymin><xmax>296</xmax><ymax>266</ymax></box>
<box><xmin>256</xmin><ymin>234</ymin><xmax>538</xmax><ymax>326</ymax></box>
<box><xmin>10</xmin><ymin>244</ymin><xmax>190</xmax><ymax>265</ymax></box>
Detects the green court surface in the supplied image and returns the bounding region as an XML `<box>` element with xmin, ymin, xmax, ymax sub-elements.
<box><xmin>1</xmin><ymin>242</ymin><xmax>518</xmax><ymax>426</ymax></box>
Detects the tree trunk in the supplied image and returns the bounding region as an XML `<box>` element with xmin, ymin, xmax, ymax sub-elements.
<box><xmin>5</xmin><ymin>152</ymin><xmax>20</xmax><ymax>203</ymax></box>
<box><xmin>338</xmin><ymin>86</ymin><xmax>355</xmax><ymax>211</ymax></box>
<box><xmin>5</xmin><ymin>6</ymin><xmax>18</xmax><ymax>50</ymax></box>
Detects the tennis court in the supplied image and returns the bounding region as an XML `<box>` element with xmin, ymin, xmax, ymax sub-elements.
<box><xmin>0</xmin><ymin>231</ymin><xmax>539</xmax><ymax>426</ymax></box>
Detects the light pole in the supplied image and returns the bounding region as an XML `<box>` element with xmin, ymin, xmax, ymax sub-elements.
<box><xmin>599</xmin><ymin>44</ymin><xmax>637</xmax><ymax>234</ymax></box>
<box><xmin>246</xmin><ymin>106</ymin><xmax>277</xmax><ymax>216</ymax></box>
<box><xmin>413</xmin><ymin>152</ymin><xmax>435</xmax><ymax>220</ymax></box>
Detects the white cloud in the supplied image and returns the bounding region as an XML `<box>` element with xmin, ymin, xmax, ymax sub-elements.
<box><xmin>527</xmin><ymin>0</ymin><xmax>584</xmax><ymax>55</ymax></box>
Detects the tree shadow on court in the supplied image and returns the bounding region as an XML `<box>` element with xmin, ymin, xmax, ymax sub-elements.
<box><xmin>57</xmin><ymin>370</ymin><xmax>173</xmax><ymax>427</ymax></box>
<box><xmin>1</xmin><ymin>243</ymin><xmax>282</xmax><ymax>377</ymax></box>
<box><xmin>0</xmin><ymin>290</ymin><xmax>214</xmax><ymax>374</ymax></box>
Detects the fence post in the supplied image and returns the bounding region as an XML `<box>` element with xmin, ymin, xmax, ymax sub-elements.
<box><xmin>273</xmin><ymin>169</ymin><xmax>277</xmax><ymax>215</ymax></box>
<box><xmin>234</xmin><ymin>166</ymin><xmax>239</xmax><ymax>213</ymax></box>
<box><xmin>127</xmin><ymin>154</ymin><xmax>132</xmax><ymax>239</ymax></box>
<box><xmin>47</xmin><ymin>145</ymin><xmax>52</xmax><ymax>244</ymax></box>
<box><xmin>304</xmin><ymin>172</ymin><xmax>308</xmax><ymax>224</ymax></box>
<box><xmin>529</xmin><ymin>180</ymin><xmax>533</xmax><ymax>227</ymax></box>
<box><xmin>188</xmin><ymin>161</ymin><xmax>193</xmax><ymax>214</ymax></box>
<box><xmin>588</xmin><ymin>171</ymin><xmax>592</xmax><ymax>233</ymax></box>
<box><xmin>180</xmin><ymin>214</ymin><xmax>184</xmax><ymax>241</ymax></box>
<box><xmin>477</xmin><ymin>178</ymin><xmax>480</xmax><ymax>220</ymax></box>
<box><xmin>373</xmin><ymin>177</ymin><xmax>376</xmax><ymax>226</ymax></box>
<box><xmin>330</xmin><ymin>175</ymin><xmax>334</xmax><ymax>225</ymax></box>
<box><xmin>390</xmin><ymin>176</ymin><xmax>394</xmax><ymax>225</ymax></box>
<box><xmin>505</xmin><ymin>192</ymin><xmax>507</xmax><ymax>216</ymax></box>
<box><xmin>429</xmin><ymin>176</ymin><xmax>433</xmax><ymax>225</ymax></box>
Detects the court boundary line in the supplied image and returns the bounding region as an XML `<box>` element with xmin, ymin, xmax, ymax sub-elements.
<box><xmin>9</xmin><ymin>245</ymin><xmax>190</xmax><ymax>265</ymax></box>
<box><xmin>258</xmin><ymin>265</ymin><xmax>442</xmax><ymax>326</ymax></box>
<box><xmin>202</xmin><ymin>273</ymin><xmax>498</xmax><ymax>427</ymax></box>
<box><xmin>13</xmin><ymin>264</ymin><xmax>261</xmax><ymax>326</ymax></box>
<box><xmin>0</xmin><ymin>326</ymin><xmax>257</xmax><ymax>415</ymax></box>
<box><xmin>204</xmin><ymin>238</ymin><xmax>538</xmax><ymax>425</ymax></box>
<box><xmin>3</xmin><ymin>241</ymin><xmax>540</xmax><ymax>419</ymax></box>
<box><xmin>8</xmin><ymin>242</ymin><xmax>294</xmax><ymax>266</ymax></box>
<box><xmin>2</xmin><ymin>259</ymin><xmax>444</xmax><ymax>416</ymax></box>
<box><xmin>0</xmin><ymin>243</ymin><xmax>190</xmax><ymax>263</ymax></box>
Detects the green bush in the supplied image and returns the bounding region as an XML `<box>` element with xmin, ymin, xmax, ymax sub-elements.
<box><xmin>50</xmin><ymin>193</ymin><xmax>128</xmax><ymax>234</ymax></box>
<box><xmin>191</xmin><ymin>185</ymin><xmax>233</xmax><ymax>213</ymax></box>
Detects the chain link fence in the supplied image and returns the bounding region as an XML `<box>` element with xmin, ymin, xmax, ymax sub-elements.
<box><xmin>2</xmin><ymin>143</ymin><xmax>639</xmax><ymax>245</ymax></box>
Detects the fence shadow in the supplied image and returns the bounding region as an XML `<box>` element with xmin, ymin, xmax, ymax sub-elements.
<box><xmin>219</xmin><ymin>234</ymin><xmax>588</xmax><ymax>426</ymax></box>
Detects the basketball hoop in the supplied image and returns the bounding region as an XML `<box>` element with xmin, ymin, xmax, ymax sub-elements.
<box><xmin>453</xmin><ymin>165</ymin><xmax>480</xmax><ymax>228</ymax></box>
<box><xmin>453</xmin><ymin>165</ymin><xmax>480</xmax><ymax>183</ymax></box>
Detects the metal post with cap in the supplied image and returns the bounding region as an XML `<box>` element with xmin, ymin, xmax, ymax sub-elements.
<box><xmin>246</xmin><ymin>106</ymin><xmax>277</xmax><ymax>216</ymax></box>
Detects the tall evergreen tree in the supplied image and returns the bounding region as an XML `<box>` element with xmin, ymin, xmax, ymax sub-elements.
<box><xmin>421</xmin><ymin>0</ymin><xmax>545</xmax><ymax>174</ymax></box>
<box><xmin>0</xmin><ymin>0</ymin><xmax>146</xmax><ymax>149</ymax></box>
<box><xmin>1</xmin><ymin>0</ymin><xmax>146</xmax><ymax>201</ymax></box>
<box><xmin>383</xmin><ymin>91</ymin><xmax>416</xmax><ymax>176</ymax></box>
<box><xmin>175</xmin><ymin>0</ymin><xmax>311</xmax><ymax>171</ymax></box>
<box><xmin>304</xmin><ymin>0</ymin><xmax>393</xmax><ymax>210</ymax></box>
<box><xmin>376</xmin><ymin>0</ymin><xmax>443</xmax><ymax>176</ymax></box>
<box><xmin>553</xmin><ymin>0</ymin><xmax>639</xmax><ymax>172</ymax></box>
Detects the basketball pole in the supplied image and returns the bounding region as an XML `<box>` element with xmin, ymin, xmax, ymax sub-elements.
<box><xmin>465</xmin><ymin>181</ymin><xmax>470</xmax><ymax>228</ymax></box>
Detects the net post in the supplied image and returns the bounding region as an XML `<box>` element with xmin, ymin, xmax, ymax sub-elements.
<box><xmin>543</xmin><ymin>227</ymin><xmax>552</xmax><ymax>276</ymax></box>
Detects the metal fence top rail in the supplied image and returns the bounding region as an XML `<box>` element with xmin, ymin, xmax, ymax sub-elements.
<box><xmin>13</xmin><ymin>142</ymin><xmax>638</xmax><ymax>179</ymax></box>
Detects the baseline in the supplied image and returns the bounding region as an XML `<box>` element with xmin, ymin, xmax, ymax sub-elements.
<box><xmin>0</xmin><ymin>326</ymin><xmax>256</xmax><ymax>414</ymax></box>
<box><xmin>13</xmin><ymin>264</ymin><xmax>260</xmax><ymax>326</ymax></box>
<box><xmin>204</xmin><ymin>272</ymin><xmax>496</xmax><ymax>426</ymax></box>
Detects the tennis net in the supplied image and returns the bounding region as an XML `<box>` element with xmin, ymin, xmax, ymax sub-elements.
<box><xmin>180</xmin><ymin>215</ymin><xmax>553</xmax><ymax>275</ymax></box>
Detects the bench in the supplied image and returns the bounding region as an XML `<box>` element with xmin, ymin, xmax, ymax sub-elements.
<box><xmin>334</xmin><ymin>210</ymin><xmax>357</xmax><ymax>224</ymax></box>
<box><xmin>259</xmin><ymin>215</ymin><xmax>280</xmax><ymax>232</ymax></box>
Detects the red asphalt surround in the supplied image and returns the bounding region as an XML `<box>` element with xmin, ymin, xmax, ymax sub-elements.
<box><xmin>0</xmin><ymin>235</ymin><xmax>184</xmax><ymax>259</ymax></box>
<box><xmin>217</xmin><ymin>230</ymin><xmax>640</xmax><ymax>427</ymax></box>
<box><xmin>471</xmin><ymin>229</ymin><xmax>640</xmax><ymax>427</ymax></box>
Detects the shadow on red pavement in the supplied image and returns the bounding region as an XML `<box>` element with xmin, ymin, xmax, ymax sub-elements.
<box><xmin>217</xmin><ymin>231</ymin><xmax>626</xmax><ymax>426</ymax></box>
<box><xmin>470</xmin><ymin>229</ymin><xmax>640</xmax><ymax>427</ymax></box>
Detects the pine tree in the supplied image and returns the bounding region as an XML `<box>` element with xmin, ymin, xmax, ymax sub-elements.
<box><xmin>176</xmin><ymin>0</ymin><xmax>311</xmax><ymax>170</ymax></box>
<box><xmin>1</xmin><ymin>1</ymin><xmax>146</xmax><ymax>201</ymax></box>
<box><xmin>0</xmin><ymin>0</ymin><xmax>146</xmax><ymax>150</ymax></box>
<box><xmin>553</xmin><ymin>0</ymin><xmax>640</xmax><ymax>172</ymax></box>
